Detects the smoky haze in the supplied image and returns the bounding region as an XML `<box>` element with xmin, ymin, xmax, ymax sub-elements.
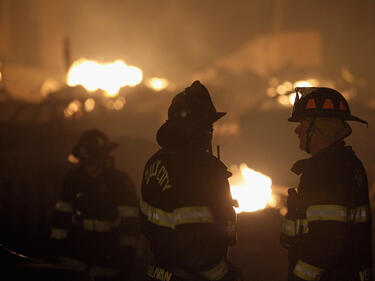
<box><xmin>0</xmin><ymin>2</ymin><xmax>375</xmax><ymax>279</ymax></box>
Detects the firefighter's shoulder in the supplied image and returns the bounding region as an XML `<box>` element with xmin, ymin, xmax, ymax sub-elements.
<box><xmin>192</xmin><ymin>149</ymin><xmax>231</xmax><ymax>177</ymax></box>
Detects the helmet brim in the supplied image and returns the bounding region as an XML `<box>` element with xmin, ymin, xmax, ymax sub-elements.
<box><xmin>210</xmin><ymin>112</ymin><xmax>226</xmax><ymax>123</ymax></box>
<box><xmin>288</xmin><ymin>113</ymin><xmax>368</xmax><ymax>125</ymax></box>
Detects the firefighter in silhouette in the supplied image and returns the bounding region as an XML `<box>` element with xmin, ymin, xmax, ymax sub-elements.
<box><xmin>140</xmin><ymin>81</ymin><xmax>241</xmax><ymax>281</ymax></box>
<box><xmin>50</xmin><ymin>129</ymin><xmax>139</xmax><ymax>281</ymax></box>
<box><xmin>280</xmin><ymin>87</ymin><xmax>372</xmax><ymax>281</ymax></box>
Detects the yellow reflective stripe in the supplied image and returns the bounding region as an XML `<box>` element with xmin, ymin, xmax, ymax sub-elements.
<box><xmin>306</xmin><ymin>205</ymin><xmax>347</xmax><ymax>222</ymax></box>
<box><xmin>174</xmin><ymin>206</ymin><xmax>214</xmax><ymax>225</ymax></box>
<box><xmin>293</xmin><ymin>260</ymin><xmax>324</xmax><ymax>281</ymax></box>
<box><xmin>140</xmin><ymin>199</ymin><xmax>214</xmax><ymax>229</ymax></box>
<box><xmin>282</xmin><ymin>219</ymin><xmax>309</xmax><ymax>236</ymax></box>
<box><xmin>117</xmin><ymin>206</ymin><xmax>139</xmax><ymax>218</ymax></box>
<box><xmin>55</xmin><ymin>201</ymin><xmax>73</xmax><ymax>213</ymax></box>
<box><xmin>201</xmin><ymin>259</ymin><xmax>229</xmax><ymax>281</ymax></box>
<box><xmin>51</xmin><ymin>228</ymin><xmax>68</xmax><ymax>240</ymax></box>
<box><xmin>120</xmin><ymin>235</ymin><xmax>138</xmax><ymax>247</ymax></box>
<box><xmin>282</xmin><ymin>219</ymin><xmax>296</xmax><ymax>236</ymax></box>
<box><xmin>349</xmin><ymin>205</ymin><xmax>371</xmax><ymax>223</ymax></box>
<box><xmin>83</xmin><ymin>219</ymin><xmax>113</xmax><ymax>232</ymax></box>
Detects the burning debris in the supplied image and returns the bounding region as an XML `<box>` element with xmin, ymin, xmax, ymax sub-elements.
<box><xmin>66</xmin><ymin>58</ymin><xmax>143</xmax><ymax>97</ymax></box>
<box><xmin>229</xmin><ymin>163</ymin><xmax>277</xmax><ymax>213</ymax></box>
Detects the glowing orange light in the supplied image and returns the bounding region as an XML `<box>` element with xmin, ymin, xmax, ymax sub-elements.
<box><xmin>64</xmin><ymin>99</ymin><xmax>82</xmax><ymax>118</ymax></box>
<box><xmin>147</xmin><ymin>77</ymin><xmax>169</xmax><ymax>91</ymax></box>
<box><xmin>229</xmin><ymin>163</ymin><xmax>275</xmax><ymax>213</ymax></box>
<box><xmin>66</xmin><ymin>58</ymin><xmax>143</xmax><ymax>97</ymax></box>
<box><xmin>275</xmin><ymin>79</ymin><xmax>320</xmax><ymax>106</ymax></box>
<box><xmin>84</xmin><ymin>98</ymin><xmax>95</xmax><ymax>112</ymax></box>
<box><xmin>113</xmin><ymin>97</ymin><xmax>126</xmax><ymax>111</ymax></box>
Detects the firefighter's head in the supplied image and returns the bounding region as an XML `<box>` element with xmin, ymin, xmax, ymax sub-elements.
<box><xmin>289</xmin><ymin>87</ymin><xmax>367</xmax><ymax>154</ymax></box>
<box><xmin>72</xmin><ymin>129</ymin><xmax>118</xmax><ymax>175</ymax></box>
<box><xmin>157</xmin><ymin>80</ymin><xmax>225</xmax><ymax>150</ymax></box>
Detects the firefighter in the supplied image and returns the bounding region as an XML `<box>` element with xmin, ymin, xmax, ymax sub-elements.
<box><xmin>50</xmin><ymin>129</ymin><xmax>139</xmax><ymax>281</ymax></box>
<box><xmin>140</xmin><ymin>80</ymin><xmax>241</xmax><ymax>281</ymax></box>
<box><xmin>280</xmin><ymin>87</ymin><xmax>372</xmax><ymax>281</ymax></box>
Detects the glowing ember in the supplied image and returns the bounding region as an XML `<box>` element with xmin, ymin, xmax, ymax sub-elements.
<box><xmin>229</xmin><ymin>163</ymin><xmax>275</xmax><ymax>213</ymax></box>
<box><xmin>66</xmin><ymin>58</ymin><xmax>143</xmax><ymax>97</ymax></box>
<box><xmin>147</xmin><ymin>77</ymin><xmax>169</xmax><ymax>91</ymax></box>
<box><xmin>64</xmin><ymin>99</ymin><xmax>82</xmax><ymax>118</ymax></box>
<box><xmin>84</xmin><ymin>98</ymin><xmax>95</xmax><ymax>112</ymax></box>
<box><xmin>68</xmin><ymin>154</ymin><xmax>80</xmax><ymax>164</ymax></box>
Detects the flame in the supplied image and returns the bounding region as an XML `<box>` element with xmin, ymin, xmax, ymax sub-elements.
<box><xmin>147</xmin><ymin>77</ymin><xmax>169</xmax><ymax>91</ymax></box>
<box><xmin>66</xmin><ymin>58</ymin><xmax>143</xmax><ymax>97</ymax></box>
<box><xmin>229</xmin><ymin>163</ymin><xmax>275</xmax><ymax>213</ymax></box>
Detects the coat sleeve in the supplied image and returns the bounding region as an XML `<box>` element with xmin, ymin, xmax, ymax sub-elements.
<box><xmin>113</xmin><ymin>172</ymin><xmax>140</xmax><ymax>268</ymax></box>
<box><xmin>49</xmin><ymin>172</ymin><xmax>77</xmax><ymax>262</ymax></box>
<box><xmin>289</xmin><ymin>159</ymin><xmax>372</xmax><ymax>281</ymax></box>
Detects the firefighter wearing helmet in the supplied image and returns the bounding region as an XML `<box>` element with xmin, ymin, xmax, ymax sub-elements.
<box><xmin>50</xmin><ymin>129</ymin><xmax>139</xmax><ymax>281</ymax></box>
<box><xmin>280</xmin><ymin>87</ymin><xmax>372</xmax><ymax>281</ymax></box>
<box><xmin>140</xmin><ymin>81</ymin><xmax>241</xmax><ymax>281</ymax></box>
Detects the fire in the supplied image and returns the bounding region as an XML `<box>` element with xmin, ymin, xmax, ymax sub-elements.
<box><xmin>66</xmin><ymin>58</ymin><xmax>143</xmax><ymax>97</ymax></box>
<box><xmin>147</xmin><ymin>77</ymin><xmax>169</xmax><ymax>91</ymax></box>
<box><xmin>271</xmin><ymin>79</ymin><xmax>320</xmax><ymax>106</ymax></box>
<box><xmin>229</xmin><ymin>163</ymin><xmax>276</xmax><ymax>213</ymax></box>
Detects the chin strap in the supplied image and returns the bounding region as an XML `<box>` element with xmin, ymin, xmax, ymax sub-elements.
<box><xmin>305</xmin><ymin>118</ymin><xmax>316</xmax><ymax>154</ymax></box>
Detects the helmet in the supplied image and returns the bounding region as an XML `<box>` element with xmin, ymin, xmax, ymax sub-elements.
<box><xmin>72</xmin><ymin>129</ymin><xmax>118</xmax><ymax>160</ymax></box>
<box><xmin>167</xmin><ymin>80</ymin><xmax>226</xmax><ymax>126</ymax></box>
<box><xmin>288</xmin><ymin>87</ymin><xmax>367</xmax><ymax>124</ymax></box>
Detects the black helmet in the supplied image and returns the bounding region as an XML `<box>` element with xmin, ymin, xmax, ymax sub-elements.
<box><xmin>167</xmin><ymin>80</ymin><xmax>226</xmax><ymax>126</ymax></box>
<box><xmin>72</xmin><ymin>129</ymin><xmax>118</xmax><ymax>160</ymax></box>
<box><xmin>288</xmin><ymin>87</ymin><xmax>367</xmax><ymax>124</ymax></box>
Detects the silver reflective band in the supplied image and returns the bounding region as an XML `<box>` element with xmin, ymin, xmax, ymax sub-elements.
<box><xmin>282</xmin><ymin>219</ymin><xmax>309</xmax><ymax>236</ymax></box>
<box><xmin>51</xmin><ymin>228</ymin><xmax>68</xmax><ymax>240</ymax></box>
<box><xmin>201</xmin><ymin>259</ymin><xmax>229</xmax><ymax>280</ymax></box>
<box><xmin>55</xmin><ymin>201</ymin><xmax>73</xmax><ymax>213</ymax></box>
<box><xmin>282</xmin><ymin>219</ymin><xmax>296</xmax><ymax>236</ymax></box>
<box><xmin>140</xmin><ymin>199</ymin><xmax>214</xmax><ymax>229</ymax></box>
<box><xmin>306</xmin><ymin>205</ymin><xmax>347</xmax><ymax>222</ymax></box>
<box><xmin>293</xmin><ymin>260</ymin><xmax>324</xmax><ymax>281</ymax></box>
<box><xmin>306</xmin><ymin>204</ymin><xmax>371</xmax><ymax>223</ymax></box>
<box><xmin>120</xmin><ymin>235</ymin><xmax>138</xmax><ymax>247</ymax></box>
<box><xmin>83</xmin><ymin>219</ymin><xmax>113</xmax><ymax>232</ymax></box>
<box><xmin>349</xmin><ymin>205</ymin><xmax>371</xmax><ymax>223</ymax></box>
<box><xmin>118</xmin><ymin>206</ymin><xmax>139</xmax><ymax>218</ymax></box>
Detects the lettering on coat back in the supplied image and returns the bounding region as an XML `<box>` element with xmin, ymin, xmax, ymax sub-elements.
<box><xmin>144</xmin><ymin>160</ymin><xmax>172</xmax><ymax>191</ymax></box>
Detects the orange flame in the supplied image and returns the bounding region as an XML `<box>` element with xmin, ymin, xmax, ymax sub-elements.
<box><xmin>229</xmin><ymin>163</ymin><xmax>276</xmax><ymax>213</ymax></box>
<box><xmin>66</xmin><ymin>58</ymin><xmax>143</xmax><ymax>97</ymax></box>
